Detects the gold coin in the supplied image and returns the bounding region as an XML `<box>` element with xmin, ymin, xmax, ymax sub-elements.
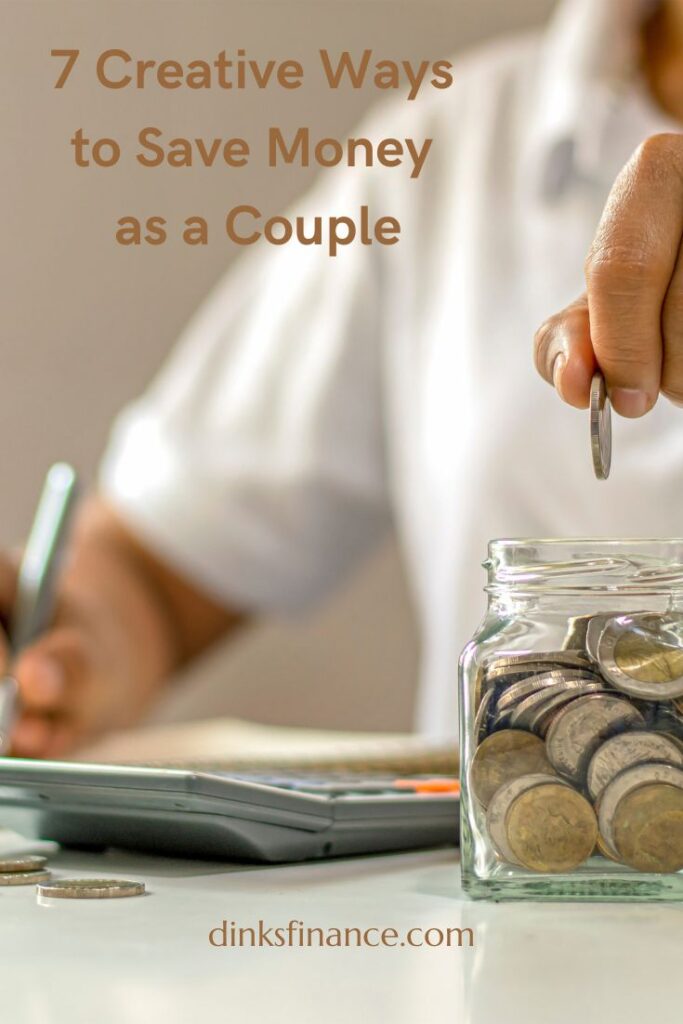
<box><xmin>614</xmin><ymin>630</ymin><xmax>683</xmax><ymax>684</ymax></box>
<box><xmin>505</xmin><ymin>783</ymin><xmax>598</xmax><ymax>873</ymax></box>
<box><xmin>612</xmin><ymin>783</ymin><xmax>683</xmax><ymax>873</ymax></box>
<box><xmin>36</xmin><ymin>878</ymin><xmax>146</xmax><ymax>899</ymax></box>
<box><xmin>0</xmin><ymin>855</ymin><xmax>48</xmax><ymax>873</ymax></box>
<box><xmin>594</xmin><ymin>832</ymin><xmax>621</xmax><ymax>864</ymax></box>
<box><xmin>469</xmin><ymin>729</ymin><xmax>554</xmax><ymax>808</ymax></box>
<box><xmin>0</xmin><ymin>869</ymin><xmax>51</xmax><ymax>885</ymax></box>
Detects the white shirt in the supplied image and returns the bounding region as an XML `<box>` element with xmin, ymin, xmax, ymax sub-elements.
<box><xmin>100</xmin><ymin>0</ymin><xmax>682</xmax><ymax>738</ymax></box>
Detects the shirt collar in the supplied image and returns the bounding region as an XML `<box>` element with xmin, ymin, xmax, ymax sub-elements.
<box><xmin>531</xmin><ymin>0</ymin><xmax>664</xmax><ymax>199</ymax></box>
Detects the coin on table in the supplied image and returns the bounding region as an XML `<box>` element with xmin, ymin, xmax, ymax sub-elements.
<box><xmin>545</xmin><ymin>693</ymin><xmax>645</xmax><ymax>784</ymax></box>
<box><xmin>0</xmin><ymin>855</ymin><xmax>48</xmax><ymax>873</ymax></box>
<box><xmin>586</xmin><ymin>730</ymin><xmax>683</xmax><ymax>801</ymax></box>
<box><xmin>470</xmin><ymin>729</ymin><xmax>555</xmax><ymax>808</ymax></box>
<box><xmin>597</xmin><ymin>761</ymin><xmax>683</xmax><ymax>858</ymax></box>
<box><xmin>36</xmin><ymin>878</ymin><xmax>146</xmax><ymax>899</ymax></box>
<box><xmin>506</xmin><ymin>781</ymin><xmax>598</xmax><ymax>873</ymax></box>
<box><xmin>597</xmin><ymin>612</ymin><xmax>683</xmax><ymax>700</ymax></box>
<box><xmin>0</xmin><ymin>869</ymin><xmax>51</xmax><ymax>885</ymax></box>
<box><xmin>612</xmin><ymin>782</ymin><xmax>683</xmax><ymax>873</ymax></box>
<box><xmin>590</xmin><ymin>370</ymin><xmax>611</xmax><ymax>480</ymax></box>
<box><xmin>486</xmin><ymin>773</ymin><xmax>561</xmax><ymax>866</ymax></box>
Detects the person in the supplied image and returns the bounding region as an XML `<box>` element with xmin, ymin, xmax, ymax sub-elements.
<box><xmin>6</xmin><ymin>0</ymin><xmax>683</xmax><ymax>759</ymax></box>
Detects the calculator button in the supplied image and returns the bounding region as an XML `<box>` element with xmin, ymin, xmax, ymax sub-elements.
<box><xmin>393</xmin><ymin>778</ymin><xmax>461</xmax><ymax>794</ymax></box>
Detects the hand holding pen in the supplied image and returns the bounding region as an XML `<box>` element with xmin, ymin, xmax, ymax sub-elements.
<box><xmin>0</xmin><ymin>464</ymin><xmax>78</xmax><ymax>753</ymax></box>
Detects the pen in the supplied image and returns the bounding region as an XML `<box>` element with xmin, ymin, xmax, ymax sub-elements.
<box><xmin>0</xmin><ymin>463</ymin><xmax>79</xmax><ymax>754</ymax></box>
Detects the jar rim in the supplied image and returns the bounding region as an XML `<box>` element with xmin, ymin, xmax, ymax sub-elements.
<box><xmin>485</xmin><ymin>538</ymin><xmax>683</xmax><ymax>596</ymax></box>
<box><xmin>489</xmin><ymin>537</ymin><xmax>683</xmax><ymax>549</ymax></box>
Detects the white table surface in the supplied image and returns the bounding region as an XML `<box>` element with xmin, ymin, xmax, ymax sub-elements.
<box><xmin>0</xmin><ymin>841</ymin><xmax>681</xmax><ymax>1024</ymax></box>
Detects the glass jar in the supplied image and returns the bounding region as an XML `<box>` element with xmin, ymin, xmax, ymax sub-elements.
<box><xmin>459</xmin><ymin>538</ymin><xmax>683</xmax><ymax>901</ymax></box>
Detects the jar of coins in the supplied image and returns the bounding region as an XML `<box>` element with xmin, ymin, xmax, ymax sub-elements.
<box><xmin>459</xmin><ymin>539</ymin><xmax>683</xmax><ymax>901</ymax></box>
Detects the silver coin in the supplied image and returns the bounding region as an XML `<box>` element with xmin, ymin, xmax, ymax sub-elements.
<box><xmin>473</xmin><ymin>685</ymin><xmax>495</xmax><ymax>742</ymax></box>
<box><xmin>585</xmin><ymin>613</ymin><xmax>622</xmax><ymax>663</ymax></box>
<box><xmin>486</xmin><ymin>773</ymin><xmax>562</xmax><ymax>866</ymax></box>
<box><xmin>597</xmin><ymin>612</ymin><xmax>683</xmax><ymax>700</ymax></box>
<box><xmin>0</xmin><ymin>869</ymin><xmax>51</xmax><ymax>886</ymax></box>
<box><xmin>508</xmin><ymin>679</ymin><xmax>606</xmax><ymax>732</ymax></box>
<box><xmin>545</xmin><ymin>693</ymin><xmax>645</xmax><ymax>783</ymax></box>
<box><xmin>586</xmin><ymin>730</ymin><xmax>683</xmax><ymax>802</ymax></box>
<box><xmin>597</xmin><ymin>761</ymin><xmax>683</xmax><ymax>858</ymax></box>
<box><xmin>492</xmin><ymin>672</ymin><xmax>599</xmax><ymax>732</ymax></box>
<box><xmin>485</xmin><ymin>652</ymin><xmax>591</xmax><ymax>678</ymax></box>
<box><xmin>562</xmin><ymin>614</ymin><xmax>594</xmax><ymax>652</ymax></box>
<box><xmin>523</xmin><ymin>683</ymin><xmax>611</xmax><ymax>737</ymax></box>
<box><xmin>0</xmin><ymin>855</ymin><xmax>48</xmax><ymax>873</ymax></box>
<box><xmin>495</xmin><ymin>670</ymin><xmax>599</xmax><ymax>714</ymax></box>
<box><xmin>493</xmin><ymin>673</ymin><xmax>562</xmax><ymax>714</ymax></box>
<box><xmin>36</xmin><ymin>878</ymin><xmax>146</xmax><ymax>899</ymax></box>
<box><xmin>590</xmin><ymin>371</ymin><xmax>611</xmax><ymax>480</ymax></box>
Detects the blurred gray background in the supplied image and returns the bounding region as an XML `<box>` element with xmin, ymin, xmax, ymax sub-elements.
<box><xmin>1</xmin><ymin>0</ymin><xmax>555</xmax><ymax>732</ymax></box>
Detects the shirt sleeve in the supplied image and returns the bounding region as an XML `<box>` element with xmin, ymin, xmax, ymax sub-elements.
<box><xmin>99</xmin><ymin>162</ymin><xmax>393</xmax><ymax>613</ymax></box>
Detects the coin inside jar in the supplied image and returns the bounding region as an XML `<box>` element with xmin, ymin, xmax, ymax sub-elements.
<box><xmin>597</xmin><ymin>761</ymin><xmax>683</xmax><ymax>858</ymax></box>
<box><xmin>495</xmin><ymin>670</ymin><xmax>598</xmax><ymax>714</ymax></box>
<box><xmin>486</xmin><ymin>773</ymin><xmax>562</xmax><ymax>866</ymax></box>
<box><xmin>584</xmin><ymin>612</ymin><xmax>624</xmax><ymax>663</ymax></box>
<box><xmin>590</xmin><ymin>371</ymin><xmax>611</xmax><ymax>479</ymax></box>
<box><xmin>506</xmin><ymin>782</ymin><xmax>598</xmax><ymax>873</ymax></box>
<box><xmin>525</xmin><ymin>684</ymin><xmax>611</xmax><ymax>738</ymax></box>
<box><xmin>586</xmin><ymin>731</ymin><xmax>683</xmax><ymax>801</ymax></box>
<box><xmin>469</xmin><ymin>729</ymin><xmax>555</xmax><ymax>808</ymax></box>
<box><xmin>598</xmin><ymin>613</ymin><xmax>683</xmax><ymax>700</ymax></box>
<box><xmin>545</xmin><ymin>693</ymin><xmax>645</xmax><ymax>784</ymax></box>
<box><xmin>473</xmin><ymin>686</ymin><xmax>495</xmax><ymax>741</ymax></box>
<box><xmin>508</xmin><ymin>679</ymin><xmax>606</xmax><ymax>733</ymax></box>
<box><xmin>612</xmin><ymin>782</ymin><xmax>683</xmax><ymax>873</ymax></box>
<box><xmin>484</xmin><ymin>652</ymin><xmax>591</xmax><ymax>681</ymax></box>
<box><xmin>562</xmin><ymin>614</ymin><xmax>593</xmax><ymax>651</ymax></box>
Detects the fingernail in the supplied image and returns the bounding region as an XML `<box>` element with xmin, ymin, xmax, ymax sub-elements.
<box><xmin>610</xmin><ymin>387</ymin><xmax>650</xmax><ymax>418</ymax></box>
<box><xmin>552</xmin><ymin>353</ymin><xmax>566</xmax><ymax>398</ymax></box>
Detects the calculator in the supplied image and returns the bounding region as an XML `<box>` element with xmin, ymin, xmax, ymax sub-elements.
<box><xmin>0</xmin><ymin>758</ymin><xmax>460</xmax><ymax>862</ymax></box>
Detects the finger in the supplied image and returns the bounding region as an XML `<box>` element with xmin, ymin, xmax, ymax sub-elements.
<box><xmin>584</xmin><ymin>133</ymin><xmax>683</xmax><ymax>417</ymax></box>
<box><xmin>662</xmin><ymin>239</ymin><xmax>683</xmax><ymax>405</ymax></box>
<box><xmin>11</xmin><ymin>714</ymin><xmax>55</xmax><ymax>758</ymax></box>
<box><xmin>533</xmin><ymin>295</ymin><xmax>597</xmax><ymax>408</ymax></box>
<box><xmin>41</xmin><ymin>721</ymin><xmax>78</xmax><ymax>759</ymax></box>
<box><xmin>14</xmin><ymin>627</ymin><xmax>89</xmax><ymax>715</ymax></box>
